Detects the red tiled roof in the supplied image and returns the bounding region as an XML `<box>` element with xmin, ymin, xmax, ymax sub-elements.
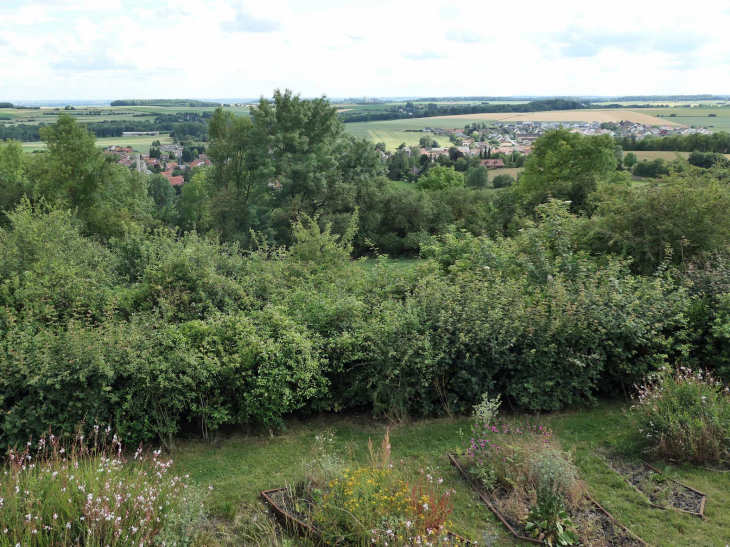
<box><xmin>168</xmin><ymin>176</ymin><xmax>184</xmax><ymax>186</ymax></box>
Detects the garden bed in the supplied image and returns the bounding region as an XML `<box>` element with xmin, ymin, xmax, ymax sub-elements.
<box><xmin>261</xmin><ymin>486</ymin><xmax>473</xmax><ymax>546</ymax></box>
<box><xmin>600</xmin><ymin>455</ymin><xmax>706</xmax><ymax>518</ymax></box>
<box><xmin>448</xmin><ymin>454</ymin><xmax>647</xmax><ymax>546</ymax></box>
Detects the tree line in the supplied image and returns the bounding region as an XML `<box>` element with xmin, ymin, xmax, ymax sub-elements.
<box><xmin>341</xmin><ymin>98</ymin><xmax>585</xmax><ymax>123</ymax></box>
<box><xmin>110</xmin><ymin>99</ymin><xmax>221</xmax><ymax>107</ymax></box>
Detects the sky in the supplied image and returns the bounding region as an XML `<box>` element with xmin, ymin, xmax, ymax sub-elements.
<box><xmin>1</xmin><ymin>0</ymin><xmax>730</xmax><ymax>101</ymax></box>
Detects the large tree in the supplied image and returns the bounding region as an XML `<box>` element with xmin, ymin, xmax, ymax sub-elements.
<box><xmin>516</xmin><ymin>129</ymin><xmax>618</xmax><ymax>214</ymax></box>
<box><xmin>206</xmin><ymin>89</ymin><xmax>382</xmax><ymax>245</ymax></box>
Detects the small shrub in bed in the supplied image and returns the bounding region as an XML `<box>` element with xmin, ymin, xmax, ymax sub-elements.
<box><xmin>632</xmin><ymin>366</ymin><xmax>730</xmax><ymax>464</ymax></box>
<box><xmin>0</xmin><ymin>429</ymin><xmax>206</xmax><ymax>546</ymax></box>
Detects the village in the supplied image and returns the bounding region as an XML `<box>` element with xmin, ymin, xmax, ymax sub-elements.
<box><xmin>102</xmin><ymin>143</ymin><xmax>211</xmax><ymax>188</ymax></box>
<box><xmin>382</xmin><ymin>119</ymin><xmax>714</xmax><ymax>167</ymax></box>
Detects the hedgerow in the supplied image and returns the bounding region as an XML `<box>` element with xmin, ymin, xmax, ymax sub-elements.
<box><xmin>0</xmin><ymin>200</ymin><xmax>718</xmax><ymax>447</ymax></box>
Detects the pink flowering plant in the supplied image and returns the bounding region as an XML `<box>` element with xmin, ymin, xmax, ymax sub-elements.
<box><xmin>0</xmin><ymin>427</ymin><xmax>207</xmax><ymax>546</ymax></box>
<box><xmin>464</xmin><ymin>419</ymin><xmax>553</xmax><ymax>492</ymax></box>
<box><xmin>632</xmin><ymin>366</ymin><xmax>730</xmax><ymax>464</ymax></box>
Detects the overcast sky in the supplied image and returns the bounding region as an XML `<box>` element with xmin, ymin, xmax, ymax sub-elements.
<box><xmin>2</xmin><ymin>0</ymin><xmax>729</xmax><ymax>101</ymax></box>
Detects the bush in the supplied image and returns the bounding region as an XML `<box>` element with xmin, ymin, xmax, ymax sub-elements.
<box><xmin>0</xmin><ymin>430</ymin><xmax>206</xmax><ymax>545</ymax></box>
<box><xmin>526</xmin><ymin>448</ymin><xmax>580</xmax><ymax>501</ymax></box>
<box><xmin>473</xmin><ymin>393</ymin><xmax>501</xmax><ymax>425</ymax></box>
<box><xmin>632</xmin><ymin>366</ymin><xmax>730</xmax><ymax>464</ymax></box>
<box><xmin>491</xmin><ymin>173</ymin><xmax>514</xmax><ymax>188</ymax></box>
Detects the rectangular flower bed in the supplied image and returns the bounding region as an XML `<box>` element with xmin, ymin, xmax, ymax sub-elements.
<box><xmin>600</xmin><ymin>455</ymin><xmax>707</xmax><ymax>518</ymax></box>
<box><xmin>448</xmin><ymin>453</ymin><xmax>648</xmax><ymax>547</ymax></box>
<box><xmin>261</xmin><ymin>486</ymin><xmax>473</xmax><ymax>546</ymax></box>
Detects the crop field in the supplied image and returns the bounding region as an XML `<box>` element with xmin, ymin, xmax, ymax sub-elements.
<box><xmin>1</xmin><ymin>105</ymin><xmax>252</xmax><ymax>126</ymax></box>
<box><xmin>632</xmin><ymin>151</ymin><xmax>689</xmax><ymax>161</ymax></box>
<box><xmin>632</xmin><ymin>107</ymin><xmax>730</xmax><ymax>132</ymax></box>
<box><xmin>125</xmin><ymin>105</ymin><xmax>251</xmax><ymax>116</ymax></box>
<box><xmin>491</xmin><ymin>166</ymin><xmax>524</xmax><ymax>180</ymax></box>
<box><xmin>629</xmin><ymin>150</ymin><xmax>730</xmax><ymax>162</ymax></box>
<box><xmin>593</xmin><ymin>100</ymin><xmax>728</xmax><ymax>107</ymax></box>
<box><xmin>21</xmin><ymin>133</ymin><xmax>175</xmax><ymax>154</ymax></box>
<box><xmin>427</xmin><ymin>109</ymin><xmax>675</xmax><ymax>125</ymax></box>
<box><xmin>346</xmin><ymin>127</ymin><xmax>441</xmax><ymax>149</ymax></box>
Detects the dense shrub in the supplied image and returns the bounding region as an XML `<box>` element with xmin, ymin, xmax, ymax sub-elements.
<box><xmin>632</xmin><ymin>366</ymin><xmax>730</xmax><ymax>464</ymax></box>
<box><xmin>0</xmin><ymin>197</ymin><xmax>713</xmax><ymax>448</ymax></box>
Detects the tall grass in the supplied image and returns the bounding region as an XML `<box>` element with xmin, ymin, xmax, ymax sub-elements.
<box><xmin>632</xmin><ymin>366</ymin><xmax>730</xmax><ymax>464</ymax></box>
<box><xmin>0</xmin><ymin>428</ymin><xmax>206</xmax><ymax>546</ymax></box>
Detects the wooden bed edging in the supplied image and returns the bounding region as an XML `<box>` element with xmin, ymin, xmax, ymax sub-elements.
<box><xmin>447</xmin><ymin>453</ymin><xmax>649</xmax><ymax>547</ymax></box>
<box><xmin>260</xmin><ymin>487</ymin><xmax>320</xmax><ymax>541</ymax></box>
<box><xmin>600</xmin><ymin>459</ymin><xmax>707</xmax><ymax>518</ymax></box>
<box><xmin>261</xmin><ymin>486</ymin><xmax>473</xmax><ymax>546</ymax></box>
<box><xmin>447</xmin><ymin>453</ymin><xmax>542</xmax><ymax>544</ymax></box>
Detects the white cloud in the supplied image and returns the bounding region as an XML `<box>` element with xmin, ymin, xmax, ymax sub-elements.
<box><xmin>445</xmin><ymin>30</ymin><xmax>488</xmax><ymax>44</ymax></box>
<box><xmin>1</xmin><ymin>0</ymin><xmax>730</xmax><ymax>100</ymax></box>
<box><xmin>221</xmin><ymin>4</ymin><xmax>281</xmax><ymax>33</ymax></box>
<box><xmin>403</xmin><ymin>50</ymin><xmax>446</xmax><ymax>61</ymax></box>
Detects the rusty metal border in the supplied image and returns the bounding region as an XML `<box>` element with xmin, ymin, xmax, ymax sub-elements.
<box><xmin>448</xmin><ymin>453</ymin><xmax>649</xmax><ymax>546</ymax></box>
<box><xmin>600</xmin><ymin>458</ymin><xmax>706</xmax><ymax>518</ymax></box>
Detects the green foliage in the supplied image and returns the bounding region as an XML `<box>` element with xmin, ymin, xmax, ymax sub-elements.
<box><xmin>526</xmin><ymin>448</ymin><xmax>580</xmax><ymax>500</ymax></box>
<box><xmin>416</xmin><ymin>165</ymin><xmax>465</xmax><ymax>190</ymax></box>
<box><xmin>581</xmin><ymin>171</ymin><xmax>730</xmax><ymax>273</ymax></box>
<box><xmin>491</xmin><ymin>173</ymin><xmax>515</xmax><ymax>188</ymax></box>
<box><xmin>632</xmin><ymin>367</ymin><xmax>730</xmax><ymax>464</ymax></box>
<box><xmin>464</xmin><ymin>165</ymin><xmax>489</xmax><ymax>188</ymax></box>
<box><xmin>516</xmin><ymin>129</ymin><xmax>617</xmax><ymax>213</ymax></box>
<box><xmin>623</xmin><ymin>152</ymin><xmax>638</xmax><ymax>169</ymax></box>
<box><xmin>0</xmin><ymin>140</ymin><xmax>30</xmax><ymax>219</ymax></box>
<box><xmin>472</xmin><ymin>393</ymin><xmax>500</xmax><ymax>425</ymax></box>
<box><xmin>525</xmin><ymin>493</ymin><xmax>579</xmax><ymax>546</ymax></box>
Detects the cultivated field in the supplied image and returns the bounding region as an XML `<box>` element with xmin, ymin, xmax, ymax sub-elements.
<box><xmin>21</xmin><ymin>133</ymin><xmax>175</xmax><ymax>154</ymax></box>
<box><xmin>427</xmin><ymin>109</ymin><xmax>676</xmax><ymax>125</ymax></box>
<box><xmin>1</xmin><ymin>105</ymin><xmax>251</xmax><ymax>126</ymax></box>
<box><xmin>630</xmin><ymin>150</ymin><xmax>730</xmax><ymax>162</ymax></box>
<box><xmin>347</xmin><ymin>128</ymin><xmax>438</xmax><ymax>150</ymax></box>
<box><xmin>593</xmin><ymin>100</ymin><xmax>728</xmax><ymax>107</ymax></box>
<box><xmin>635</xmin><ymin>107</ymin><xmax>730</xmax><ymax>132</ymax></box>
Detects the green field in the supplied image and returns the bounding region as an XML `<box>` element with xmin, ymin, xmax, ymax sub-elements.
<box><xmin>175</xmin><ymin>401</ymin><xmax>730</xmax><ymax>546</ymax></box>
<box><xmin>1</xmin><ymin>105</ymin><xmax>251</xmax><ymax>126</ymax></box>
<box><xmin>345</xmin><ymin>118</ymin><xmax>499</xmax><ymax>150</ymax></box>
<box><xmin>593</xmin><ymin>100</ymin><xmax>729</xmax><ymax>107</ymax></box>
<box><xmin>628</xmin><ymin>151</ymin><xmax>730</xmax><ymax>162</ymax></box>
<box><xmin>631</xmin><ymin>107</ymin><xmax>730</xmax><ymax>132</ymax></box>
<box><xmin>21</xmin><ymin>133</ymin><xmax>175</xmax><ymax>154</ymax></box>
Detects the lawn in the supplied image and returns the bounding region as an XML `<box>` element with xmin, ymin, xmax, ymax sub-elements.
<box><xmin>174</xmin><ymin>402</ymin><xmax>730</xmax><ymax>547</ymax></box>
<box><xmin>21</xmin><ymin>133</ymin><xmax>176</xmax><ymax>154</ymax></box>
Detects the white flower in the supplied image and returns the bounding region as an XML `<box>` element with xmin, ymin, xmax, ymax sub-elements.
<box><xmin>423</xmin><ymin>503</ymin><xmax>429</xmax><ymax>511</ymax></box>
